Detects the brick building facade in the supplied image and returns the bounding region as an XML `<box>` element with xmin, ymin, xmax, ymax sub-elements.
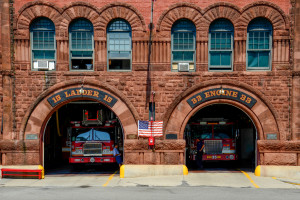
<box><xmin>0</xmin><ymin>0</ymin><xmax>299</xmax><ymax>168</ymax></box>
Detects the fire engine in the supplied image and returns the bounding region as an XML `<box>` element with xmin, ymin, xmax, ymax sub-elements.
<box><xmin>186</xmin><ymin>118</ymin><xmax>238</xmax><ymax>163</ymax></box>
<box><xmin>68</xmin><ymin>110</ymin><xmax>121</xmax><ymax>165</ymax></box>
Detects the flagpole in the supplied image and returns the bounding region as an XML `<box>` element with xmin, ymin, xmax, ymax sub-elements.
<box><xmin>149</xmin><ymin>0</ymin><xmax>154</xmax><ymax>122</ymax></box>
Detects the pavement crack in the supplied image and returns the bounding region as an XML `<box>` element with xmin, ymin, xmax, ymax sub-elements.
<box><xmin>79</xmin><ymin>185</ymin><xmax>91</xmax><ymax>188</ymax></box>
<box><xmin>136</xmin><ymin>184</ymin><xmax>149</xmax><ymax>187</ymax></box>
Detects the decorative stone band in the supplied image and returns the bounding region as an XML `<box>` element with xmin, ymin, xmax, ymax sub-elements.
<box><xmin>187</xmin><ymin>88</ymin><xmax>257</xmax><ymax>109</ymax></box>
<box><xmin>47</xmin><ymin>87</ymin><xmax>118</xmax><ymax>108</ymax></box>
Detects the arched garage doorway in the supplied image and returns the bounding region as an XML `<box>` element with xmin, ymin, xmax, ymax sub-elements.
<box><xmin>21</xmin><ymin>83</ymin><xmax>138</xmax><ymax>174</ymax></box>
<box><xmin>184</xmin><ymin>104</ymin><xmax>257</xmax><ymax>170</ymax></box>
<box><xmin>43</xmin><ymin>99</ymin><xmax>123</xmax><ymax>173</ymax></box>
<box><xmin>164</xmin><ymin>83</ymin><xmax>280</xmax><ymax>169</ymax></box>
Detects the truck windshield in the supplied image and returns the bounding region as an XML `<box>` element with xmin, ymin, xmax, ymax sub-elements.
<box><xmin>214</xmin><ymin>125</ymin><xmax>234</xmax><ymax>139</ymax></box>
<box><xmin>191</xmin><ymin>124</ymin><xmax>234</xmax><ymax>140</ymax></box>
<box><xmin>72</xmin><ymin>128</ymin><xmax>111</xmax><ymax>141</ymax></box>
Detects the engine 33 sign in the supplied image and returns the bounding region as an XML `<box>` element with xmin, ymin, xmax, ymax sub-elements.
<box><xmin>187</xmin><ymin>88</ymin><xmax>257</xmax><ymax>109</ymax></box>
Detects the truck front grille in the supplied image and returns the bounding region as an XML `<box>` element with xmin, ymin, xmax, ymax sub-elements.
<box><xmin>83</xmin><ymin>143</ymin><xmax>102</xmax><ymax>155</ymax></box>
<box><xmin>204</xmin><ymin>140</ymin><xmax>222</xmax><ymax>154</ymax></box>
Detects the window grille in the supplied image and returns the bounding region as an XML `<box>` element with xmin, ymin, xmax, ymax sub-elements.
<box><xmin>209</xmin><ymin>19</ymin><xmax>234</xmax><ymax>71</ymax></box>
<box><xmin>30</xmin><ymin>17</ymin><xmax>56</xmax><ymax>70</ymax></box>
<box><xmin>247</xmin><ymin>18</ymin><xmax>272</xmax><ymax>70</ymax></box>
<box><xmin>107</xmin><ymin>19</ymin><xmax>132</xmax><ymax>71</ymax></box>
<box><xmin>69</xmin><ymin>18</ymin><xmax>94</xmax><ymax>70</ymax></box>
<box><xmin>171</xmin><ymin>19</ymin><xmax>196</xmax><ymax>72</ymax></box>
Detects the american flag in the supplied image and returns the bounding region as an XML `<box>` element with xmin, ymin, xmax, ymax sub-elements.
<box><xmin>138</xmin><ymin>120</ymin><xmax>163</xmax><ymax>137</ymax></box>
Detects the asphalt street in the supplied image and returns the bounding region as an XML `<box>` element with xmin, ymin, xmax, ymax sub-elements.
<box><xmin>1</xmin><ymin>166</ymin><xmax>300</xmax><ymax>200</ymax></box>
<box><xmin>0</xmin><ymin>186</ymin><xmax>300</xmax><ymax>200</ymax></box>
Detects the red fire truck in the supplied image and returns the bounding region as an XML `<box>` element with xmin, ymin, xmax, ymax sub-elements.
<box><xmin>186</xmin><ymin>118</ymin><xmax>238</xmax><ymax>162</ymax></box>
<box><xmin>68</xmin><ymin>110</ymin><xmax>121</xmax><ymax>164</ymax></box>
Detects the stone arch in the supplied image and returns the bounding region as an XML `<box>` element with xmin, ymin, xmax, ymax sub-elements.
<box><xmin>15</xmin><ymin>1</ymin><xmax>62</xmax><ymax>39</ymax></box>
<box><xmin>163</xmin><ymin>80</ymin><xmax>281</xmax><ymax>141</ymax></box>
<box><xmin>97</xmin><ymin>2</ymin><xmax>146</xmax><ymax>37</ymax></box>
<box><xmin>156</xmin><ymin>3</ymin><xmax>202</xmax><ymax>32</ymax></box>
<box><xmin>201</xmin><ymin>3</ymin><xmax>241</xmax><ymax>37</ymax></box>
<box><xmin>239</xmin><ymin>1</ymin><xmax>289</xmax><ymax>35</ymax></box>
<box><xmin>59</xmin><ymin>3</ymin><xmax>101</xmax><ymax>39</ymax></box>
<box><xmin>19</xmin><ymin>80</ymin><xmax>140</xmax><ymax>141</ymax></box>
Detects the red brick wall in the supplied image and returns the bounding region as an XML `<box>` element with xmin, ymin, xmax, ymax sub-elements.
<box><xmin>0</xmin><ymin>1</ymin><xmax>2</xmax><ymax>137</ymax></box>
<box><xmin>14</xmin><ymin>0</ymin><xmax>291</xmax><ymax>24</ymax></box>
<box><xmin>293</xmin><ymin>0</ymin><xmax>300</xmax><ymax>143</ymax></box>
<box><xmin>11</xmin><ymin>0</ymin><xmax>292</xmax><ymax>134</ymax></box>
<box><xmin>3</xmin><ymin>0</ymin><xmax>298</xmax><ymax>166</ymax></box>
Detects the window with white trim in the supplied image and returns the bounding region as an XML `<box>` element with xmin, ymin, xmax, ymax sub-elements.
<box><xmin>171</xmin><ymin>19</ymin><xmax>196</xmax><ymax>72</ymax></box>
<box><xmin>69</xmin><ymin>18</ymin><xmax>94</xmax><ymax>70</ymax></box>
<box><xmin>247</xmin><ymin>18</ymin><xmax>272</xmax><ymax>70</ymax></box>
<box><xmin>107</xmin><ymin>19</ymin><xmax>132</xmax><ymax>71</ymax></box>
<box><xmin>30</xmin><ymin>17</ymin><xmax>56</xmax><ymax>71</ymax></box>
<box><xmin>209</xmin><ymin>19</ymin><xmax>234</xmax><ymax>71</ymax></box>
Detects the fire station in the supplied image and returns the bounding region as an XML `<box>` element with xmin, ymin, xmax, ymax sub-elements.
<box><xmin>0</xmin><ymin>0</ymin><xmax>300</xmax><ymax>177</ymax></box>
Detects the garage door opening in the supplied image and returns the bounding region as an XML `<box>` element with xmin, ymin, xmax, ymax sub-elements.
<box><xmin>42</xmin><ymin>100</ymin><xmax>123</xmax><ymax>175</ymax></box>
<box><xmin>184</xmin><ymin>104</ymin><xmax>257</xmax><ymax>171</ymax></box>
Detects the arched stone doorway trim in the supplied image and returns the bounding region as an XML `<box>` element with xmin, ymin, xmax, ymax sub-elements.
<box><xmin>177</xmin><ymin>99</ymin><xmax>263</xmax><ymax>140</ymax></box>
<box><xmin>20</xmin><ymin>79</ymin><xmax>139</xmax><ymax>141</ymax></box>
<box><xmin>163</xmin><ymin>80</ymin><xmax>281</xmax><ymax>141</ymax></box>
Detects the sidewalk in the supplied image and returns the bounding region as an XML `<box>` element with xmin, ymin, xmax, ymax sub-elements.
<box><xmin>1</xmin><ymin>171</ymin><xmax>300</xmax><ymax>189</ymax></box>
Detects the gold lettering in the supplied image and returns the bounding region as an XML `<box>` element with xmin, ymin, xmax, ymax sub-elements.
<box><xmin>204</xmin><ymin>92</ymin><xmax>210</xmax><ymax>98</ymax></box>
<box><xmin>210</xmin><ymin>91</ymin><xmax>216</xmax><ymax>97</ymax></box>
<box><xmin>191</xmin><ymin>98</ymin><xmax>197</xmax><ymax>104</ymax></box>
<box><xmin>216</xmin><ymin>90</ymin><xmax>221</xmax><ymax>96</ymax></box>
<box><xmin>71</xmin><ymin>90</ymin><xmax>76</xmax><ymax>96</ymax></box>
<box><xmin>196</xmin><ymin>95</ymin><xmax>202</xmax><ymax>101</ymax></box>
<box><xmin>232</xmin><ymin>92</ymin><xmax>238</xmax><ymax>98</ymax></box>
<box><xmin>104</xmin><ymin>95</ymin><xmax>112</xmax><ymax>103</ymax></box>
<box><xmin>246</xmin><ymin>97</ymin><xmax>252</xmax><ymax>104</ymax></box>
<box><xmin>225</xmin><ymin>90</ymin><xmax>232</xmax><ymax>96</ymax></box>
<box><xmin>240</xmin><ymin>94</ymin><xmax>246</xmax><ymax>101</ymax></box>
<box><xmin>87</xmin><ymin>90</ymin><xmax>93</xmax><ymax>96</ymax></box>
<box><xmin>83</xmin><ymin>90</ymin><xmax>88</xmax><ymax>95</ymax></box>
<box><xmin>76</xmin><ymin>89</ymin><xmax>80</xmax><ymax>95</ymax></box>
<box><xmin>52</xmin><ymin>95</ymin><xmax>61</xmax><ymax>103</ymax></box>
<box><xmin>64</xmin><ymin>91</ymin><xmax>70</xmax><ymax>98</ymax></box>
<box><xmin>93</xmin><ymin>91</ymin><xmax>99</xmax><ymax>97</ymax></box>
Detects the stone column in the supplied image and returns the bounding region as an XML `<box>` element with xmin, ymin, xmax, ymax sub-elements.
<box><xmin>293</xmin><ymin>0</ymin><xmax>300</xmax><ymax>141</ymax></box>
<box><xmin>1</xmin><ymin>0</ymin><xmax>13</xmax><ymax>140</ymax></box>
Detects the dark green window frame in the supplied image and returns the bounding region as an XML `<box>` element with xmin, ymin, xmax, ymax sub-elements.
<box><xmin>247</xmin><ymin>18</ymin><xmax>273</xmax><ymax>70</ymax></box>
<box><xmin>107</xmin><ymin>19</ymin><xmax>132</xmax><ymax>71</ymax></box>
<box><xmin>171</xmin><ymin>19</ymin><xmax>196</xmax><ymax>72</ymax></box>
<box><xmin>69</xmin><ymin>18</ymin><xmax>94</xmax><ymax>71</ymax></box>
<box><xmin>209</xmin><ymin>19</ymin><xmax>234</xmax><ymax>71</ymax></box>
<box><xmin>30</xmin><ymin>17</ymin><xmax>56</xmax><ymax>71</ymax></box>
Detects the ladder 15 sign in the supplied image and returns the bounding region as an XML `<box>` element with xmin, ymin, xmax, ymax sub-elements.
<box><xmin>47</xmin><ymin>88</ymin><xmax>118</xmax><ymax>108</ymax></box>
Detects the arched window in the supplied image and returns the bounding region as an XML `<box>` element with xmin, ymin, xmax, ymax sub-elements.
<box><xmin>69</xmin><ymin>18</ymin><xmax>94</xmax><ymax>70</ymax></box>
<box><xmin>247</xmin><ymin>18</ymin><xmax>272</xmax><ymax>70</ymax></box>
<box><xmin>30</xmin><ymin>17</ymin><xmax>56</xmax><ymax>70</ymax></box>
<box><xmin>209</xmin><ymin>19</ymin><xmax>234</xmax><ymax>71</ymax></box>
<box><xmin>171</xmin><ymin>19</ymin><xmax>196</xmax><ymax>72</ymax></box>
<box><xmin>107</xmin><ymin>19</ymin><xmax>132</xmax><ymax>71</ymax></box>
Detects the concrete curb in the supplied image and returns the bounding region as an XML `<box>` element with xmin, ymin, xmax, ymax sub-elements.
<box><xmin>255</xmin><ymin>165</ymin><xmax>300</xmax><ymax>180</ymax></box>
<box><xmin>120</xmin><ymin>165</ymin><xmax>188</xmax><ymax>178</ymax></box>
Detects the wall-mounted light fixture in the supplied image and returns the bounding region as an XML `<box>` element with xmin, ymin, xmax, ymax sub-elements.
<box><xmin>219</xmin><ymin>85</ymin><xmax>225</xmax><ymax>95</ymax></box>
<box><xmin>79</xmin><ymin>84</ymin><xmax>84</xmax><ymax>95</ymax></box>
